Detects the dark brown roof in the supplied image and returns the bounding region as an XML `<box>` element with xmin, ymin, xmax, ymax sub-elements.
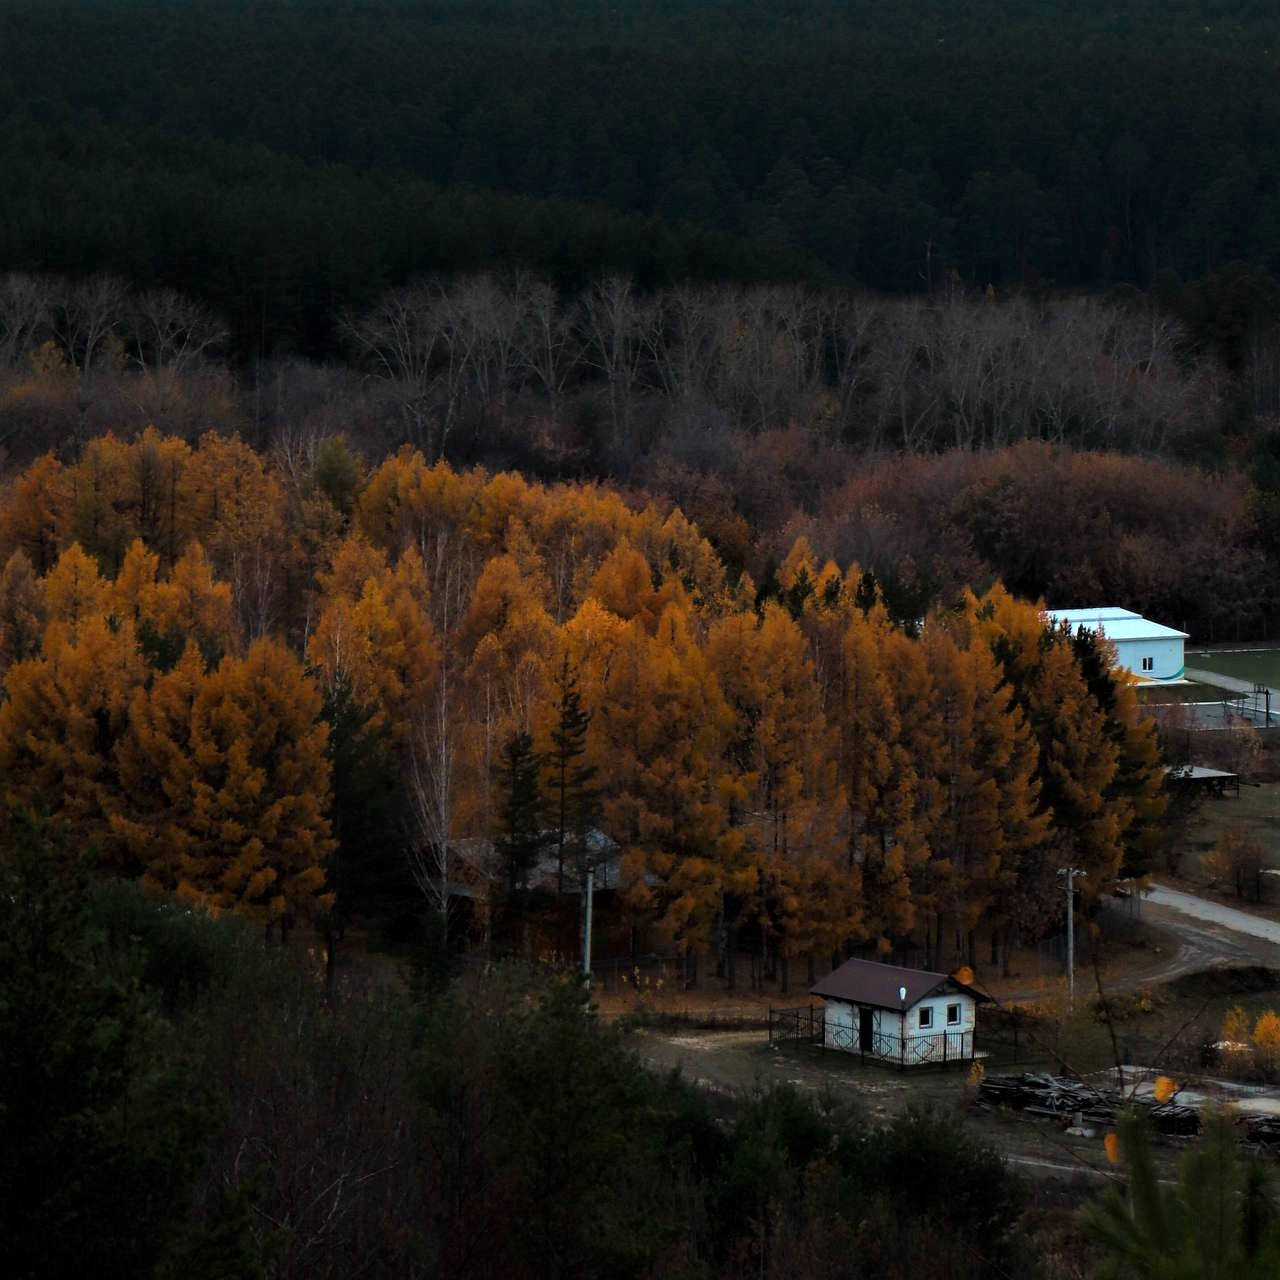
<box><xmin>810</xmin><ymin>958</ymin><xmax>989</xmax><ymax>1010</ymax></box>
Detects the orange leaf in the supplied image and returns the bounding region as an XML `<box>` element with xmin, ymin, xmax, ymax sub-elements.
<box><xmin>1153</xmin><ymin>1075</ymin><xmax>1177</xmax><ymax>1103</ymax></box>
<box><xmin>1104</xmin><ymin>1132</ymin><xmax>1119</xmax><ymax>1164</ymax></box>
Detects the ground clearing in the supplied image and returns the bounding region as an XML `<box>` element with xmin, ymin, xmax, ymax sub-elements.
<box><xmin>629</xmin><ymin>954</ymin><xmax>1280</xmax><ymax>1186</ymax></box>
<box><xmin>631</xmin><ymin>1024</ymin><xmax>1152</xmax><ymax>1184</ymax></box>
<box><xmin>1169</xmin><ymin>780</ymin><xmax>1280</xmax><ymax>899</ymax></box>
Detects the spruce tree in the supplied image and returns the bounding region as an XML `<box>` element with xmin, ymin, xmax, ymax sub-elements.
<box><xmin>545</xmin><ymin>655</ymin><xmax>599</xmax><ymax>902</ymax></box>
<box><xmin>494</xmin><ymin>729</ymin><xmax>547</xmax><ymax>959</ymax></box>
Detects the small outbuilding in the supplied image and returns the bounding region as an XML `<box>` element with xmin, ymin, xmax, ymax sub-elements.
<box><xmin>1043</xmin><ymin>606</ymin><xmax>1188</xmax><ymax>684</ymax></box>
<box><xmin>810</xmin><ymin>958</ymin><xmax>988</xmax><ymax>1066</ymax></box>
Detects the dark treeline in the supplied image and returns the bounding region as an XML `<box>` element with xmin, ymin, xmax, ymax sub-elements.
<box><xmin>0</xmin><ymin>125</ymin><xmax>821</xmax><ymax>361</ymax></box>
<box><xmin>1</xmin><ymin>805</ymin><xmax>1041</xmax><ymax>1280</ymax></box>
<box><xmin>5</xmin><ymin>0</ymin><xmax>1280</xmax><ymax>295</ymax></box>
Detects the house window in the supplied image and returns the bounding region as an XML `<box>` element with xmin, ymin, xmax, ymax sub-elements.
<box><xmin>1141</xmin><ymin>656</ymin><xmax>1154</xmax><ymax>672</ymax></box>
<box><xmin>918</xmin><ymin>1006</ymin><xmax>933</xmax><ymax>1029</ymax></box>
<box><xmin>946</xmin><ymin>1003</ymin><xmax>961</xmax><ymax>1026</ymax></box>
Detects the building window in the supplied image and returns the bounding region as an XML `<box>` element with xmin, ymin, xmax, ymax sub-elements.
<box><xmin>1141</xmin><ymin>656</ymin><xmax>1154</xmax><ymax>672</ymax></box>
<box><xmin>946</xmin><ymin>1003</ymin><xmax>961</xmax><ymax>1026</ymax></box>
<box><xmin>918</xmin><ymin>1006</ymin><xmax>933</xmax><ymax>1029</ymax></box>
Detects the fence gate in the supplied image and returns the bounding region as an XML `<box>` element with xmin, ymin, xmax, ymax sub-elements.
<box><xmin>769</xmin><ymin>1004</ymin><xmax>824</xmax><ymax>1045</ymax></box>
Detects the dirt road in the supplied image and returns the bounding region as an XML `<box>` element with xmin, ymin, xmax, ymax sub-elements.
<box><xmin>1146</xmin><ymin>884</ymin><xmax>1280</xmax><ymax>946</ymax></box>
<box><xmin>1138</xmin><ymin>885</ymin><xmax>1280</xmax><ymax>981</ymax></box>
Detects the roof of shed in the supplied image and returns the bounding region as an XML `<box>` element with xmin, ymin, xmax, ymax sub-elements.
<box><xmin>810</xmin><ymin>958</ymin><xmax>989</xmax><ymax>1010</ymax></box>
<box><xmin>1044</xmin><ymin>607</ymin><xmax>1189</xmax><ymax>643</ymax></box>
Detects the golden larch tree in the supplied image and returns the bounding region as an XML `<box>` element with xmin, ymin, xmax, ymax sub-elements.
<box><xmin>0</xmin><ymin>613</ymin><xmax>147</xmax><ymax>868</ymax></box>
<box><xmin>182</xmin><ymin>638</ymin><xmax>335</xmax><ymax>932</ymax></box>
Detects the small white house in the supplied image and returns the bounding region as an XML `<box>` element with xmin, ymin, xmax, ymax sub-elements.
<box><xmin>1044</xmin><ymin>606</ymin><xmax>1188</xmax><ymax>684</ymax></box>
<box><xmin>810</xmin><ymin>958</ymin><xmax>987</xmax><ymax>1066</ymax></box>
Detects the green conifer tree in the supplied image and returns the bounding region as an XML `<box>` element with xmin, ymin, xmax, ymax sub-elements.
<box><xmin>545</xmin><ymin>655</ymin><xmax>599</xmax><ymax>902</ymax></box>
<box><xmin>494</xmin><ymin>728</ymin><xmax>547</xmax><ymax>959</ymax></box>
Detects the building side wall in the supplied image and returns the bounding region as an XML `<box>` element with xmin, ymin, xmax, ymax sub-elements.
<box><xmin>905</xmin><ymin>993</ymin><xmax>976</xmax><ymax>1062</ymax></box>
<box><xmin>1114</xmin><ymin>636</ymin><xmax>1185</xmax><ymax>681</ymax></box>
<box><xmin>822</xmin><ymin>994</ymin><xmax>976</xmax><ymax>1063</ymax></box>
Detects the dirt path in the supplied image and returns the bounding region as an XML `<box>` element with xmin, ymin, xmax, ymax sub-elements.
<box><xmin>1146</xmin><ymin>884</ymin><xmax>1280</xmax><ymax>948</ymax></box>
<box><xmin>1128</xmin><ymin>884</ymin><xmax>1280</xmax><ymax>992</ymax></box>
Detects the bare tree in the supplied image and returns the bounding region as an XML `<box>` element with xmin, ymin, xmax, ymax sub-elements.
<box><xmin>0</xmin><ymin>273</ymin><xmax>54</xmax><ymax>373</ymax></box>
<box><xmin>130</xmin><ymin>287</ymin><xmax>226</xmax><ymax>425</ymax></box>
<box><xmin>345</xmin><ymin>283</ymin><xmax>443</xmax><ymax>455</ymax></box>
<box><xmin>515</xmin><ymin>278</ymin><xmax>578</xmax><ymax>431</ymax></box>
<box><xmin>54</xmin><ymin>275</ymin><xmax>129</xmax><ymax>449</ymax></box>
<box><xmin>578</xmin><ymin>275</ymin><xmax>656</xmax><ymax>461</ymax></box>
<box><xmin>447</xmin><ymin>274</ymin><xmax>525</xmax><ymax>430</ymax></box>
<box><xmin>407</xmin><ymin>548</ymin><xmax>470</xmax><ymax>916</ymax></box>
<box><xmin>820</xmin><ymin>291</ymin><xmax>880</xmax><ymax>444</ymax></box>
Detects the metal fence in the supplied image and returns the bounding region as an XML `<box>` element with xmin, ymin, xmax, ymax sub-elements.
<box><xmin>769</xmin><ymin>1005</ymin><xmax>984</xmax><ymax>1068</ymax></box>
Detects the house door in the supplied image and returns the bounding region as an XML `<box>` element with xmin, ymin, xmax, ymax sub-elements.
<box><xmin>859</xmin><ymin>1007</ymin><xmax>874</xmax><ymax>1053</ymax></box>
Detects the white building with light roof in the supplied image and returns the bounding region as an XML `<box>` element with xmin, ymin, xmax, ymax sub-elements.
<box><xmin>1044</xmin><ymin>606</ymin><xmax>1188</xmax><ymax>683</ymax></box>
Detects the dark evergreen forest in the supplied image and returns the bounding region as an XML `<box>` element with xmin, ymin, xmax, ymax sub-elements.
<box><xmin>3</xmin><ymin>0</ymin><xmax>1280</xmax><ymax>356</ymax></box>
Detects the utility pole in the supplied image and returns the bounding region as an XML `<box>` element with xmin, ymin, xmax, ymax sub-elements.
<box><xmin>1058</xmin><ymin>867</ymin><xmax>1086</xmax><ymax>1005</ymax></box>
<box><xmin>581</xmin><ymin>865</ymin><xmax>594</xmax><ymax>989</ymax></box>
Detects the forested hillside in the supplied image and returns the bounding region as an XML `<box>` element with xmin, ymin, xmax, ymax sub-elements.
<box><xmin>5</xmin><ymin>4</ymin><xmax>1280</xmax><ymax>1275</ymax></box>
<box><xmin>4</xmin><ymin>0</ymin><xmax>1280</xmax><ymax>297</ymax></box>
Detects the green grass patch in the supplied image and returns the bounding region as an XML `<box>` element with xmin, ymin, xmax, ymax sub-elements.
<box><xmin>1186</xmin><ymin>648</ymin><xmax>1280</xmax><ymax>688</ymax></box>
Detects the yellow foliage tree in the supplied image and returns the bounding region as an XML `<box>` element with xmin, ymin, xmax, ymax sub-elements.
<box><xmin>181</xmin><ymin>638</ymin><xmax>335</xmax><ymax>932</ymax></box>
<box><xmin>41</xmin><ymin>541</ymin><xmax>109</xmax><ymax>643</ymax></box>
<box><xmin>0</xmin><ymin>614</ymin><xmax>147</xmax><ymax>867</ymax></box>
<box><xmin>1221</xmin><ymin>1005</ymin><xmax>1251</xmax><ymax>1044</ymax></box>
<box><xmin>0</xmin><ymin>549</ymin><xmax>46</xmax><ymax>673</ymax></box>
<box><xmin>111</xmin><ymin>640</ymin><xmax>207</xmax><ymax>893</ymax></box>
<box><xmin>1254</xmin><ymin>1011</ymin><xmax>1280</xmax><ymax>1060</ymax></box>
<box><xmin>0</xmin><ymin>452</ymin><xmax>68</xmax><ymax>572</ymax></box>
<box><xmin>706</xmin><ymin>604</ymin><xmax>849</xmax><ymax>983</ymax></box>
<box><xmin>596</xmin><ymin>603</ymin><xmax>740</xmax><ymax>956</ymax></box>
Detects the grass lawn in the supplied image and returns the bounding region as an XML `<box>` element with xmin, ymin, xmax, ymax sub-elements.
<box><xmin>1173</xmin><ymin>780</ymin><xmax>1280</xmax><ymax>880</ymax></box>
<box><xmin>1186</xmin><ymin>646</ymin><xmax>1280</xmax><ymax>688</ymax></box>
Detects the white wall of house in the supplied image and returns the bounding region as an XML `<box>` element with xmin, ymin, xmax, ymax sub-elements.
<box><xmin>1113</xmin><ymin>636</ymin><xmax>1185</xmax><ymax>682</ymax></box>
<box><xmin>904</xmin><ymin>993</ymin><xmax>976</xmax><ymax>1063</ymax></box>
<box><xmin>823</xmin><ymin>993</ymin><xmax>976</xmax><ymax>1063</ymax></box>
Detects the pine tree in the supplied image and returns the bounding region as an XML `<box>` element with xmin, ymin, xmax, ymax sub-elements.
<box><xmin>1084</xmin><ymin>1106</ymin><xmax>1280</xmax><ymax>1278</ymax></box>
<box><xmin>544</xmin><ymin>655</ymin><xmax>599</xmax><ymax>902</ymax></box>
<box><xmin>494</xmin><ymin>728</ymin><xmax>547</xmax><ymax>959</ymax></box>
<box><xmin>321</xmin><ymin>680</ymin><xmax>415</xmax><ymax>961</ymax></box>
<box><xmin>0</xmin><ymin>803</ymin><xmax>211</xmax><ymax>1278</ymax></box>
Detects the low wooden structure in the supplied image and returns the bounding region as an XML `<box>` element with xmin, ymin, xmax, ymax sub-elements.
<box><xmin>1165</xmin><ymin>763</ymin><xmax>1240</xmax><ymax>798</ymax></box>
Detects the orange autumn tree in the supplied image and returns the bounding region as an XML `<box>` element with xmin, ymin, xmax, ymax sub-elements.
<box><xmin>0</xmin><ymin>612</ymin><xmax>148</xmax><ymax>868</ymax></box>
<box><xmin>840</xmin><ymin>602</ymin><xmax>938</xmax><ymax>945</ymax></box>
<box><xmin>180</xmin><ymin>638</ymin><xmax>335</xmax><ymax>932</ymax></box>
<box><xmin>0</xmin><ymin>549</ymin><xmax>45</xmax><ymax>673</ymax></box>
<box><xmin>596</xmin><ymin>600</ymin><xmax>743</xmax><ymax>962</ymax></box>
<box><xmin>916</xmin><ymin>617</ymin><xmax>1047</xmax><ymax>971</ymax></box>
<box><xmin>0</xmin><ymin>452</ymin><xmax>68</xmax><ymax>572</ymax></box>
<box><xmin>178</xmin><ymin>432</ymin><xmax>293</xmax><ymax>639</ymax></box>
<box><xmin>111</xmin><ymin>640</ymin><xmax>208</xmax><ymax>893</ymax></box>
<box><xmin>706</xmin><ymin>603</ymin><xmax>848</xmax><ymax>988</ymax></box>
<box><xmin>41</xmin><ymin>541</ymin><xmax>110</xmax><ymax>642</ymax></box>
<box><xmin>966</xmin><ymin>585</ymin><xmax>1166</xmax><ymax>889</ymax></box>
<box><xmin>308</xmin><ymin>540</ymin><xmax>440</xmax><ymax>740</ymax></box>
